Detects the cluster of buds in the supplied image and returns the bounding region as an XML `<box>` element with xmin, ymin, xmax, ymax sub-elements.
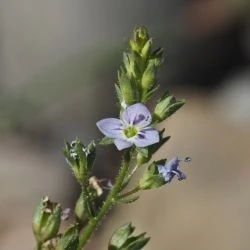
<box><xmin>115</xmin><ymin>27</ymin><xmax>164</xmax><ymax>108</ymax></box>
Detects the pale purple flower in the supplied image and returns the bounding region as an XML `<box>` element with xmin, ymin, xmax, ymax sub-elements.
<box><xmin>96</xmin><ymin>103</ymin><xmax>159</xmax><ymax>150</ymax></box>
<box><xmin>157</xmin><ymin>157</ymin><xmax>186</xmax><ymax>183</ymax></box>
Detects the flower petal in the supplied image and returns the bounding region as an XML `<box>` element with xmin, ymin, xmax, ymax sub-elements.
<box><xmin>165</xmin><ymin>157</ymin><xmax>179</xmax><ymax>172</ymax></box>
<box><xmin>122</xmin><ymin>103</ymin><xmax>152</xmax><ymax>127</ymax></box>
<box><xmin>157</xmin><ymin>157</ymin><xmax>186</xmax><ymax>183</ymax></box>
<box><xmin>133</xmin><ymin>128</ymin><xmax>159</xmax><ymax>148</ymax></box>
<box><xmin>96</xmin><ymin>118</ymin><xmax>123</xmax><ymax>138</ymax></box>
<box><xmin>114</xmin><ymin>139</ymin><xmax>133</xmax><ymax>150</ymax></box>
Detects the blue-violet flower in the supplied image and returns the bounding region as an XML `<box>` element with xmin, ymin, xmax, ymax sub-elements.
<box><xmin>97</xmin><ymin>103</ymin><xmax>159</xmax><ymax>150</ymax></box>
<box><xmin>157</xmin><ymin>157</ymin><xmax>186</xmax><ymax>183</ymax></box>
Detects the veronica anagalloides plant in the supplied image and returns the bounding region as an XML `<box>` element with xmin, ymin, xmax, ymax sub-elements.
<box><xmin>32</xmin><ymin>27</ymin><xmax>189</xmax><ymax>250</ymax></box>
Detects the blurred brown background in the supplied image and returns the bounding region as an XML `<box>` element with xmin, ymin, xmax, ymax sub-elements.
<box><xmin>0</xmin><ymin>0</ymin><xmax>250</xmax><ymax>249</ymax></box>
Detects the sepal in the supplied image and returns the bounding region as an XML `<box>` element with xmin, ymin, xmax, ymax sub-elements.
<box><xmin>108</xmin><ymin>223</ymin><xmax>150</xmax><ymax>250</ymax></box>
<box><xmin>56</xmin><ymin>224</ymin><xmax>79</xmax><ymax>250</ymax></box>
<box><xmin>139</xmin><ymin>161</ymin><xmax>166</xmax><ymax>190</ymax></box>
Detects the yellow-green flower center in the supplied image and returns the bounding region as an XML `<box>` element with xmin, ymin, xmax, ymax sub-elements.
<box><xmin>123</xmin><ymin>126</ymin><xmax>138</xmax><ymax>138</ymax></box>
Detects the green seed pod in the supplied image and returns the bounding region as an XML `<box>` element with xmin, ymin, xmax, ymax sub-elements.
<box><xmin>74</xmin><ymin>193</ymin><xmax>92</xmax><ymax>223</ymax></box>
<box><xmin>32</xmin><ymin>197</ymin><xmax>62</xmax><ymax>244</ymax></box>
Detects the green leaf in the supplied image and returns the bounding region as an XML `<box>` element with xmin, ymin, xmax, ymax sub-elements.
<box><xmin>117</xmin><ymin>196</ymin><xmax>139</xmax><ymax>204</ymax></box>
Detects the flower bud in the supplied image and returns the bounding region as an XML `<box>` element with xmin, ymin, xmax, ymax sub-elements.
<box><xmin>74</xmin><ymin>193</ymin><xmax>92</xmax><ymax>222</ymax></box>
<box><xmin>154</xmin><ymin>94</ymin><xmax>185</xmax><ymax>122</ymax></box>
<box><xmin>130</xmin><ymin>27</ymin><xmax>149</xmax><ymax>53</ymax></box>
<box><xmin>141</xmin><ymin>39</ymin><xmax>152</xmax><ymax>60</ymax></box>
<box><xmin>117</xmin><ymin>70</ymin><xmax>136</xmax><ymax>106</ymax></box>
<box><xmin>32</xmin><ymin>197</ymin><xmax>62</xmax><ymax>244</ymax></box>
<box><xmin>141</xmin><ymin>60</ymin><xmax>157</xmax><ymax>90</ymax></box>
<box><xmin>56</xmin><ymin>224</ymin><xmax>79</xmax><ymax>250</ymax></box>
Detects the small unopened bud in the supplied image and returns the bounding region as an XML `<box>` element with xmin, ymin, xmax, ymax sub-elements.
<box><xmin>134</xmin><ymin>27</ymin><xmax>149</xmax><ymax>45</ymax></box>
<box><xmin>118</xmin><ymin>70</ymin><xmax>136</xmax><ymax>106</ymax></box>
<box><xmin>130</xmin><ymin>27</ymin><xmax>150</xmax><ymax>53</ymax></box>
<box><xmin>141</xmin><ymin>60</ymin><xmax>157</xmax><ymax>90</ymax></box>
<box><xmin>154</xmin><ymin>95</ymin><xmax>185</xmax><ymax>122</ymax></box>
<box><xmin>74</xmin><ymin>194</ymin><xmax>92</xmax><ymax>222</ymax></box>
<box><xmin>141</xmin><ymin>39</ymin><xmax>152</xmax><ymax>60</ymax></box>
<box><xmin>32</xmin><ymin>197</ymin><xmax>62</xmax><ymax>244</ymax></box>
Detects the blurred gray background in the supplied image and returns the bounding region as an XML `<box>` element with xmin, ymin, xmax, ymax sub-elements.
<box><xmin>0</xmin><ymin>0</ymin><xmax>250</xmax><ymax>249</ymax></box>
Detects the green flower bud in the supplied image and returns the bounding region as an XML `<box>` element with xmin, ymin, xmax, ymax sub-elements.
<box><xmin>139</xmin><ymin>162</ymin><xmax>165</xmax><ymax>190</ymax></box>
<box><xmin>56</xmin><ymin>224</ymin><xmax>79</xmax><ymax>250</ymax></box>
<box><xmin>130</xmin><ymin>27</ymin><xmax>149</xmax><ymax>53</ymax></box>
<box><xmin>154</xmin><ymin>94</ymin><xmax>185</xmax><ymax>122</ymax></box>
<box><xmin>141</xmin><ymin>39</ymin><xmax>152</xmax><ymax>60</ymax></box>
<box><xmin>74</xmin><ymin>193</ymin><xmax>92</xmax><ymax>222</ymax></box>
<box><xmin>32</xmin><ymin>197</ymin><xmax>62</xmax><ymax>244</ymax></box>
<box><xmin>134</xmin><ymin>27</ymin><xmax>149</xmax><ymax>45</ymax></box>
<box><xmin>123</xmin><ymin>53</ymin><xmax>136</xmax><ymax>78</ymax></box>
<box><xmin>141</xmin><ymin>59</ymin><xmax>157</xmax><ymax>90</ymax></box>
<box><xmin>117</xmin><ymin>70</ymin><xmax>136</xmax><ymax>106</ymax></box>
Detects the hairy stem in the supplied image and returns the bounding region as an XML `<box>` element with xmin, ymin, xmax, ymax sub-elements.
<box><xmin>78</xmin><ymin>150</ymin><xmax>131</xmax><ymax>249</ymax></box>
<box><xmin>117</xmin><ymin>186</ymin><xmax>140</xmax><ymax>200</ymax></box>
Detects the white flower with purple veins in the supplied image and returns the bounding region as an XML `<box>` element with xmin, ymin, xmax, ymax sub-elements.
<box><xmin>157</xmin><ymin>157</ymin><xmax>186</xmax><ymax>183</ymax></box>
<box><xmin>97</xmin><ymin>103</ymin><xmax>160</xmax><ymax>150</ymax></box>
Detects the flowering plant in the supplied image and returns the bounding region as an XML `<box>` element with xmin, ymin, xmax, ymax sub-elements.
<box><xmin>32</xmin><ymin>27</ymin><xmax>189</xmax><ymax>250</ymax></box>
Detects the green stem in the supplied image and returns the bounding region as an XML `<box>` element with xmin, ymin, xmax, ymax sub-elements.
<box><xmin>77</xmin><ymin>150</ymin><xmax>131</xmax><ymax>250</ymax></box>
<box><xmin>117</xmin><ymin>186</ymin><xmax>140</xmax><ymax>200</ymax></box>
